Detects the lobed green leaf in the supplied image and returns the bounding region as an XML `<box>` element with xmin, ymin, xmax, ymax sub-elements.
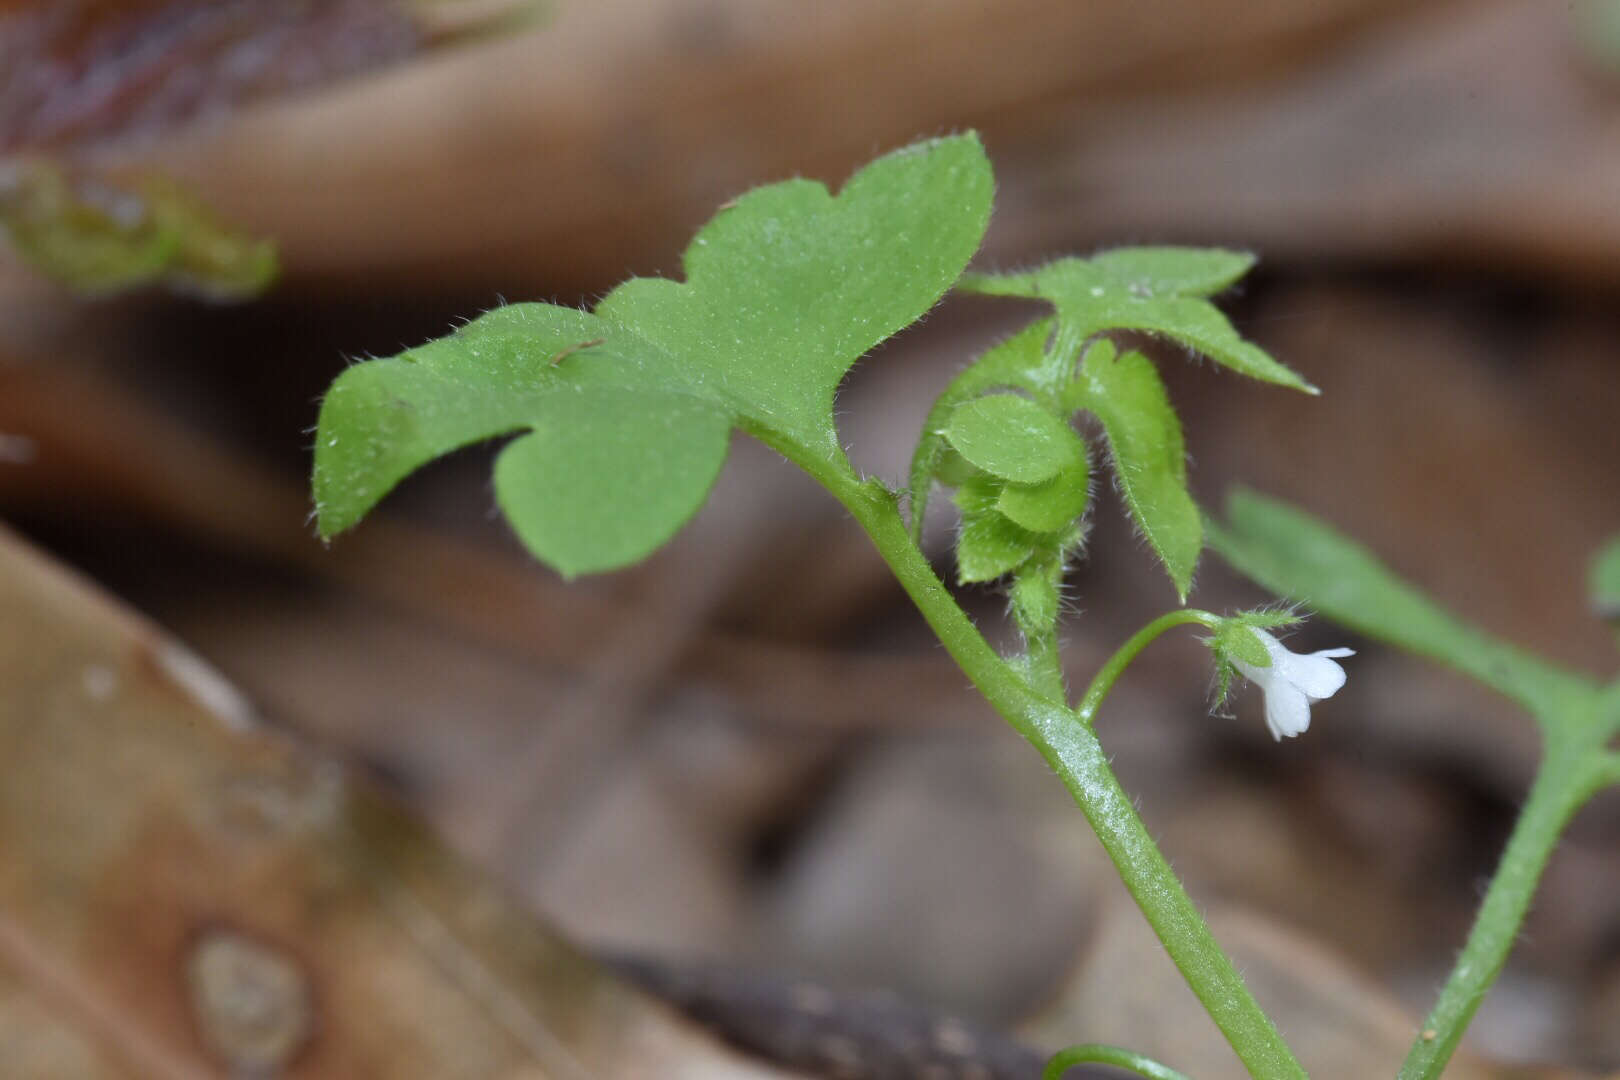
<box><xmin>960</xmin><ymin>247</ymin><xmax>1312</xmax><ymax>393</ymax></box>
<box><xmin>315</xmin><ymin>134</ymin><xmax>994</xmax><ymax>576</ymax></box>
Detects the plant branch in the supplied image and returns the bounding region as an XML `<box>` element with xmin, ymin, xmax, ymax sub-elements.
<box><xmin>1076</xmin><ymin>609</ymin><xmax>1222</xmax><ymax>726</ymax></box>
<box><xmin>1045</xmin><ymin>1043</ymin><xmax>1192</xmax><ymax>1080</ymax></box>
<box><xmin>824</xmin><ymin>472</ymin><xmax>1305</xmax><ymax>1080</ymax></box>
<box><xmin>1397</xmin><ymin>738</ymin><xmax>1594</xmax><ymax>1079</ymax></box>
<box><xmin>1020</xmin><ymin>617</ymin><xmax>1068</xmax><ymax>703</ymax></box>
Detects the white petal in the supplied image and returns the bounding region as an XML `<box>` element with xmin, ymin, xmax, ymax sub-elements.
<box><xmin>1283</xmin><ymin>650</ymin><xmax>1353</xmax><ymax>700</ymax></box>
<box><xmin>1231</xmin><ymin>658</ymin><xmax>1273</xmax><ymax>691</ymax></box>
<box><xmin>1265</xmin><ymin>683</ymin><xmax>1312</xmax><ymax>740</ymax></box>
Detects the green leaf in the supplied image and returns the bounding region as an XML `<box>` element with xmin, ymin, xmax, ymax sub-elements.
<box><xmin>959</xmin><ymin>247</ymin><xmax>1312</xmax><ymax>393</ymax></box>
<box><xmin>942</xmin><ymin>393</ymin><xmax>1077</xmax><ymax>483</ymax></box>
<box><xmin>492</xmin><ymin>388</ymin><xmax>731</xmax><ymax>578</ymax></box>
<box><xmin>1070</xmin><ymin>340</ymin><xmax>1201</xmax><ymax>601</ymax></box>
<box><xmin>931</xmin><ymin>447</ymin><xmax>981</xmax><ymax>489</ymax></box>
<box><xmin>907</xmin><ymin>317</ymin><xmax>1057</xmax><ymax>538</ymax></box>
<box><xmin>1087</xmin><ymin>247</ymin><xmax>1257</xmax><ymax>297</ymax></box>
<box><xmin>1591</xmin><ymin>535</ymin><xmax>1620</xmax><ymax>620</ymax></box>
<box><xmin>596</xmin><ymin>134</ymin><xmax>993</xmax><ymax>455</ymax></box>
<box><xmin>315</xmin><ymin>134</ymin><xmax>993</xmax><ymax>576</ymax></box>
<box><xmin>996</xmin><ymin>466</ymin><xmax>1090</xmax><ymax>532</ymax></box>
<box><xmin>0</xmin><ymin>160</ymin><xmax>276</xmax><ymax>299</ymax></box>
<box><xmin>953</xmin><ymin>481</ymin><xmax>1038</xmax><ymax>583</ymax></box>
<box><xmin>1209</xmin><ymin>489</ymin><xmax>1597</xmax><ymax>720</ymax></box>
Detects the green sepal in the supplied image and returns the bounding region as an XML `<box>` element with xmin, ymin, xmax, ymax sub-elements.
<box><xmin>1205</xmin><ymin>611</ymin><xmax>1305</xmax><ymax>706</ymax></box>
<box><xmin>1214</xmin><ymin>622</ymin><xmax>1273</xmax><ymax>669</ymax></box>
<box><xmin>1011</xmin><ymin>560</ymin><xmax>1063</xmax><ymax>635</ymax></box>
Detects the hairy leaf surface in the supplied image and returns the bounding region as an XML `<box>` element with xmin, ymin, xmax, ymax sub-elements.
<box><xmin>959</xmin><ymin>247</ymin><xmax>1311</xmax><ymax>392</ymax></box>
<box><xmin>315</xmin><ymin>134</ymin><xmax>993</xmax><ymax>576</ymax></box>
<box><xmin>1069</xmin><ymin>341</ymin><xmax>1200</xmax><ymax>600</ymax></box>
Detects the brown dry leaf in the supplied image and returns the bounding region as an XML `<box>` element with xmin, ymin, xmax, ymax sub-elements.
<box><xmin>135</xmin><ymin>0</ymin><xmax>1427</xmax><ymax>294</ymax></box>
<box><xmin>992</xmin><ymin>1</ymin><xmax>1620</xmax><ymax>283</ymax></box>
<box><xmin>0</xmin><ymin>358</ymin><xmax>996</xmax><ymax>737</ymax></box>
<box><xmin>0</xmin><ymin>520</ymin><xmax>801</xmax><ymax>1079</ymax></box>
<box><xmin>0</xmin><ymin>0</ymin><xmax>422</xmax><ymax>155</ymax></box>
<box><xmin>0</xmin><ymin>0</ymin><xmax>537</xmax><ymax>296</ymax></box>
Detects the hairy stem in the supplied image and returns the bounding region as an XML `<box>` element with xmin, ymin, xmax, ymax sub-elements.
<box><xmin>1076</xmin><ymin>609</ymin><xmax>1222</xmax><ymax>726</ymax></box>
<box><xmin>1397</xmin><ymin>738</ymin><xmax>1594</xmax><ymax>1079</ymax></box>
<box><xmin>1045</xmin><ymin>1044</ymin><xmax>1193</xmax><ymax>1080</ymax></box>
<box><xmin>1021</xmin><ymin>622</ymin><xmax>1068</xmax><ymax>703</ymax></box>
<box><xmin>823</xmin><ymin>472</ymin><xmax>1305</xmax><ymax>1079</ymax></box>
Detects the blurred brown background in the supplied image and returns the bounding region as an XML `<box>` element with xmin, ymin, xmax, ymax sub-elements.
<box><xmin>3</xmin><ymin>2</ymin><xmax>1619</xmax><ymax>1077</ymax></box>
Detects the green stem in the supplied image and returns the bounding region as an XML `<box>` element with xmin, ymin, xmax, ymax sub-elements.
<box><xmin>1045</xmin><ymin>1043</ymin><xmax>1192</xmax><ymax>1080</ymax></box>
<box><xmin>1587</xmin><ymin>750</ymin><xmax>1620</xmax><ymax>792</ymax></box>
<box><xmin>1076</xmin><ymin>609</ymin><xmax>1222</xmax><ymax>726</ymax></box>
<box><xmin>1023</xmin><ymin>626</ymin><xmax>1068</xmax><ymax>703</ymax></box>
<box><xmin>1396</xmin><ymin>738</ymin><xmax>1593</xmax><ymax>1079</ymax></box>
<box><xmin>824</xmin><ymin>473</ymin><xmax>1304</xmax><ymax>1080</ymax></box>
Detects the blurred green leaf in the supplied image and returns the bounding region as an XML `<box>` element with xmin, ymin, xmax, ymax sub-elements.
<box><xmin>0</xmin><ymin>161</ymin><xmax>275</xmax><ymax>298</ymax></box>
<box><xmin>1575</xmin><ymin>0</ymin><xmax>1620</xmax><ymax>73</ymax></box>
<box><xmin>1591</xmin><ymin>535</ymin><xmax>1620</xmax><ymax>621</ymax></box>
<box><xmin>315</xmin><ymin>134</ymin><xmax>993</xmax><ymax>576</ymax></box>
<box><xmin>1209</xmin><ymin>489</ymin><xmax>1597</xmax><ymax>719</ymax></box>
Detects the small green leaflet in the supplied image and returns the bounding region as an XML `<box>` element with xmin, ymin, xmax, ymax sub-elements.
<box><xmin>908</xmin><ymin>318</ymin><xmax>1059</xmax><ymax>541</ymax></box>
<box><xmin>314</xmin><ymin>134</ymin><xmax>993</xmax><ymax>577</ymax></box>
<box><xmin>954</xmin><ymin>479</ymin><xmax>1042</xmax><ymax>583</ymax></box>
<box><xmin>935</xmin><ymin>388</ymin><xmax>1090</xmax><ymax>589</ymax></box>
<box><xmin>924</xmin><ymin>246</ymin><xmax>1314</xmax><ymax>600</ymax></box>
<box><xmin>959</xmin><ymin>247</ymin><xmax>1313</xmax><ymax>393</ymax></box>
<box><xmin>943</xmin><ymin>393</ymin><xmax>1079</xmax><ymax>484</ymax></box>
<box><xmin>1065</xmin><ymin>339</ymin><xmax>1200</xmax><ymax>601</ymax></box>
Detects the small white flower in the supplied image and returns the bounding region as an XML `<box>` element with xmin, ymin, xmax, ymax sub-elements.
<box><xmin>1232</xmin><ymin>629</ymin><xmax>1354</xmax><ymax>740</ymax></box>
